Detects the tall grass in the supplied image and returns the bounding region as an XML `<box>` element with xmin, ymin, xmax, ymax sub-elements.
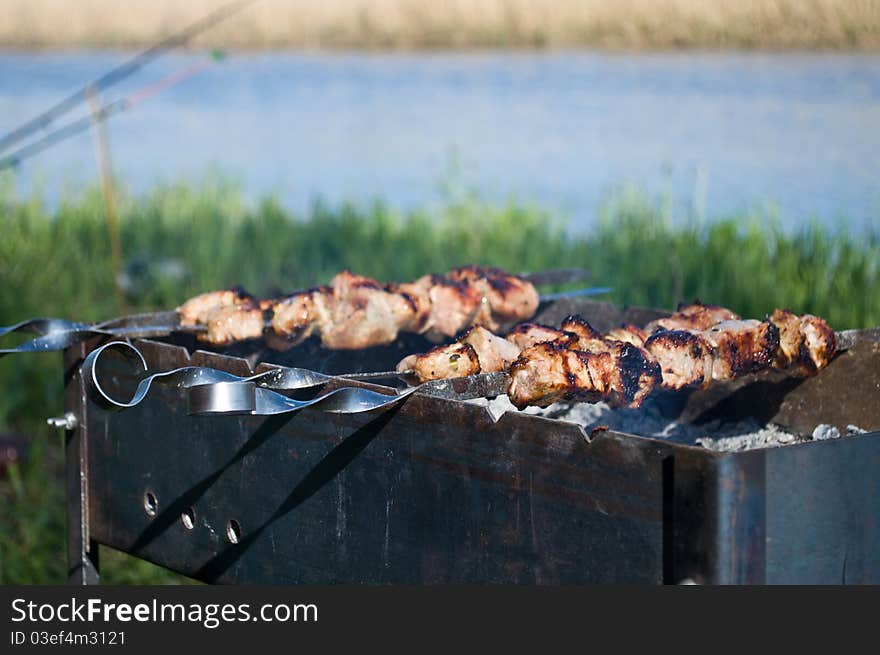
<box><xmin>3</xmin><ymin>0</ymin><xmax>880</xmax><ymax>50</ymax></box>
<box><xmin>0</xmin><ymin>180</ymin><xmax>877</xmax><ymax>583</ymax></box>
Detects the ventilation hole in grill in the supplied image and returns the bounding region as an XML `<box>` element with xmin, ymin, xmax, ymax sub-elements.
<box><xmin>226</xmin><ymin>519</ymin><xmax>242</xmax><ymax>544</ymax></box>
<box><xmin>181</xmin><ymin>507</ymin><xmax>196</xmax><ymax>530</ymax></box>
<box><xmin>143</xmin><ymin>492</ymin><xmax>158</xmax><ymax>517</ymax></box>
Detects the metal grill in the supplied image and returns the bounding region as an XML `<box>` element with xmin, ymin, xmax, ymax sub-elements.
<box><xmin>61</xmin><ymin>299</ymin><xmax>880</xmax><ymax>584</ymax></box>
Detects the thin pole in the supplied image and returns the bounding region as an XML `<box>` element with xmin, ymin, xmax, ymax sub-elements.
<box><xmin>86</xmin><ymin>86</ymin><xmax>126</xmax><ymax>314</ymax></box>
<box><xmin>0</xmin><ymin>0</ymin><xmax>255</xmax><ymax>153</ymax></box>
<box><xmin>0</xmin><ymin>55</ymin><xmax>220</xmax><ymax>172</ymax></box>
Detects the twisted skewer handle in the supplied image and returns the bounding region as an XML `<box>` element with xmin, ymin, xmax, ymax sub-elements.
<box><xmin>82</xmin><ymin>341</ymin><xmax>417</xmax><ymax>416</ymax></box>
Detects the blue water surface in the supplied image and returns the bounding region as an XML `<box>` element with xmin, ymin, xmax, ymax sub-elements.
<box><xmin>1</xmin><ymin>50</ymin><xmax>878</xmax><ymax>230</ymax></box>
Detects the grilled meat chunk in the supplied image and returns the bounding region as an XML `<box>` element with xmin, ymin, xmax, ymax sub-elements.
<box><xmin>177</xmin><ymin>286</ymin><xmax>256</xmax><ymax>327</ymax></box>
<box><xmin>769</xmin><ymin>309</ymin><xmax>837</xmax><ymax>373</ymax></box>
<box><xmin>506</xmin><ymin>323</ymin><xmax>578</xmax><ymax>350</ymax></box>
<box><xmin>321</xmin><ymin>271</ymin><xmax>403</xmax><ymax>349</ymax></box>
<box><xmin>446</xmin><ymin>265</ymin><xmax>540</xmax><ymax>330</ymax></box>
<box><xmin>460</xmin><ymin>326</ymin><xmax>522</xmax><ymax>373</ymax></box>
<box><xmin>267</xmin><ymin>286</ymin><xmax>334</xmax><ymax>349</ymax></box>
<box><xmin>397</xmin><ymin>342</ymin><xmax>481</xmax><ymax>381</ymax></box>
<box><xmin>399</xmin><ymin>326</ymin><xmax>520</xmax><ymax>381</ymax></box>
<box><xmin>423</xmin><ymin>274</ymin><xmax>485</xmax><ymax>339</ymax></box>
<box><xmin>646</xmin><ymin>301</ymin><xmax>740</xmax><ymax>333</ymax></box>
<box><xmin>386</xmin><ymin>279</ymin><xmax>433</xmax><ymax>333</ymax></box>
<box><xmin>507</xmin><ymin>342</ymin><xmax>593</xmax><ymax>408</ymax></box>
<box><xmin>507</xmin><ymin>340</ymin><xmax>661</xmax><ymax>409</ymax></box>
<box><xmin>801</xmin><ymin>315</ymin><xmax>837</xmax><ymax>371</ymax></box>
<box><xmin>701</xmin><ymin>319</ymin><xmax>780</xmax><ymax>381</ymax></box>
<box><xmin>644</xmin><ymin>330</ymin><xmax>715</xmax><ymax>390</ymax></box>
<box><xmin>646</xmin><ymin>319</ymin><xmax>781</xmax><ymax>388</ymax></box>
<box><xmin>606</xmin><ymin>324</ymin><xmax>649</xmax><ymax>348</ymax></box>
<box><xmin>178</xmin><ymin>266</ymin><xmax>542</xmax><ymax>349</ymax></box>
<box><xmin>560</xmin><ymin>315</ymin><xmax>617</xmax><ymax>353</ymax></box>
<box><xmin>201</xmin><ymin>305</ymin><xmax>265</xmax><ymax>345</ymax></box>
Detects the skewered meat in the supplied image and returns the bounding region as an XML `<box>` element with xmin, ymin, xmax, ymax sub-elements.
<box><xmin>560</xmin><ymin>315</ymin><xmax>617</xmax><ymax>353</ymax></box>
<box><xmin>506</xmin><ymin>323</ymin><xmax>578</xmax><ymax>350</ymax></box>
<box><xmin>396</xmin><ymin>342</ymin><xmax>481</xmax><ymax>381</ymax></box>
<box><xmin>178</xmin><ymin>266</ymin><xmax>543</xmax><ymax>348</ymax></box>
<box><xmin>445</xmin><ymin>265</ymin><xmax>540</xmax><ymax>330</ymax></box>
<box><xmin>397</xmin><ymin>326</ymin><xmax>521</xmax><ymax>380</ymax></box>
<box><xmin>507</xmin><ymin>340</ymin><xmax>662</xmax><ymax>409</ymax></box>
<box><xmin>177</xmin><ymin>286</ymin><xmax>256</xmax><ymax>327</ymax></box>
<box><xmin>422</xmin><ymin>274</ymin><xmax>485</xmax><ymax>339</ymax></box>
<box><xmin>321</xmin><ymin>271</ymin><xmax>405</xmax><ymax>350</ymax></box>
<box><xmin>200</xmin><ymin>304</ymin><xmax>265</xmax><ymax>345</ymax></box>
<box><xmin>267</xmin><ymin>286</ymin><xmax>333</xmax><ymax>349</ymax></box>
<box><xmin>645</xmin><ymin>319</ymin><xmax>780</xmax><ymax>389</ymax></box>
<box><xmin>386</xmin><ymin>279</ymin><xmax>432</xmax><ymax>333</ymax></box>
<box><xmin>644</xmin><ymin>330</ymin><xmax>715</xmax><ymax>390</ymax></box>
<box><xmin>606</xmin><ymin>324</ymin><xmax>649</xmax><ymax>348</ymax></box>
<box><xmin>769</xmin><ymin>309</ymin><xmax>838</xmax><ymax>373</ymax></box>
<box><xmin>400</xmin><ymin>313</ymin><xmax>661</xmax><ymax>408</ymax></box>
<box><xmin>396</xmin><ymin>305</ymin><xmax>835</xmax><ymax>409</ymax></box>
<box><xmin>645</xmin><ymin>301</ymin><xmax>740</xmax><ymax>333</ymax></box>
<box><xmin>460</xmin><ymin>326</ymin><xmax>522</xmax><ymax>373</ymax></box>
<box><xmin>701</xmin><ymin>319</ymin><xmax>780</xmax><ymax>381</ymax></box>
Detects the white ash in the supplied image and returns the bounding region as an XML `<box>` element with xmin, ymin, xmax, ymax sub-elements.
<box><xmin>470</xmin><ymin>395</ymin><xmax>866</xmax><ymax>452</ymax></box>
<box><xmin>811</xmin><ymin>424</ymin><xmax>841</xmax><ymax>441</ymax></box>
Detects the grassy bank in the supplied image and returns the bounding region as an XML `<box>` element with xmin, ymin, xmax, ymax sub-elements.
<box><xmin>0</xmin><ymin>181</ymin><xmax>877</xmax><ymax>583</ymax></box>
<box><xmin>3</xmin><ymin>0</ymin><xmax>880</xmax><ymax>51</ymax></box>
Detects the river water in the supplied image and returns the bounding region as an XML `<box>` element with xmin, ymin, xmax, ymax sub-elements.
<box><xmin>1</xmin><ymin>50</ymin><xmax>878</xmax><ymax>230</ymax></box>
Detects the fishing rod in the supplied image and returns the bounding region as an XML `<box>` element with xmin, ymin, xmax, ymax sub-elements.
<box><xmin>0</xmin><ymin>54</ymin><xmax>223</xmax><ymax>171</ymax></box>
<box><xmin>0</xmin><ymin>0</ymin><xmax>257</xmax><ymax>154</ymax></box>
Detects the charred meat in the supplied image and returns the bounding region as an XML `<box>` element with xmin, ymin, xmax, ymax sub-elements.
<box><xmin>177</xmin><ymin>286</ymin><xmax>256</xmax><ymax>327</ymax></box>
<box><xmin>701</xmin><ymin>319</ymin><xmax>780</xmax><ymax>381</ymax></box>
<box><xmin>645</xmin><ymin>301</ymin><xmax>740</xmax><ymax>333</ymax></box>
<box><xmin>606</xmin><ymin>324</ymin><xmax>650</xmax><ymax>348</ymax></box>
<box><xmin>178</xmin><ymin>265</ymin><xmax>542</xmax><ymax>348</ymax></box>
<box><xmin>769</xmin><ymin>309</ymin><xmax>838</xmax><ymax>373</ymax></box>
<box><xmin>506</xmin><ymin>323</ymin><xmax>579</xmax><ymax>350</ymax></box>
<box><xmin>507</xmin><ymin>340</ymin><xmax>661</xmax><ymax>409</ymax></box>
<box><xmin>644</xmin><ymin>330</ymin><xmax>716</xmax><ymax>390</ymax></box>
<box><xmin>396</xmin><ymin>342</ymin><xmax>481</xmax><ymax>381</ymax></box>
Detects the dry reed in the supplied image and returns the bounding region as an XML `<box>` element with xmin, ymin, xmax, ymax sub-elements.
<box><xmin>1</xmin><ymin>0</ymin><xmax>878</xmax><ymax>50</ymax></box>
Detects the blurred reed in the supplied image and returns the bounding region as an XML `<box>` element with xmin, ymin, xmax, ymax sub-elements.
<box><xmin>2</xmin><ymin>0</ymin><xmax>879</xmax><ymax>50</ymax></box>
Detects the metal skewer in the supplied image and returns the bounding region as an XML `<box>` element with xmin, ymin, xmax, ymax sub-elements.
<box><xmin>83</xmin><ymin>341</ymin><xmax>418</xmax><ymax>416</ymax></box>
<box><xmin>0</xmin><ymin>272</ymin><xmax>611</xmax><ymax>357</ymax></box>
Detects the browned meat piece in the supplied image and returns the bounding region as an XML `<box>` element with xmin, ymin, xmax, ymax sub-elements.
<box><xmin>505</xmin><ymin>323</ymin><xmax>578</xmax><ymax>350</ymax></box>
<box><xmin>177</xmin><ymin>286</ymin><xmax>255</xmax><ymax>327</ymax></box>
<box><xmin>646</xmin><ymin>301</ymin><xmax>740</xmax><ymax>333</ymax></box>
<box><xmin>769</xmin><ymin>309</ymin><xmax>837</xmax><ymax>374</ymax></box>
<box><xmin>387</xmin><ymin>279</ymin><xmax>432</xmax><ymax>333</ymax></box>
<box><xmin>423</xmin><ymin>274</ymin><xmax>485</xmax><ymax>339</ymax></box>
<box><xmin>507</xmin><ymin>341</ymin><xmax>661</xmax><ymax>409</ymax></box>
<box><xmin>397</xmin><ymin>342</ymin><xmax>481</xmax><ymax>381</ymax></box>
<box><xmin>200</xmin><ymin>305</ymin><xmax>265</xmax><ymax>345</ymax></box>
<box><xmin>801</xmin><ymin>315</ymin><xmax>837</xmax><ymax>371</ymax></box>
<box><xmin>460</xmin><ymin>326</ymin><xmax>522</xmax><ymax>373</ymax></box>
<box><xmin>701</xmin><ymin>319</ymin><xmax>780</xmax><ymax>381</ymax></box>
<box><xmin>507</xmin><ymin>343</ymin><xmax>593</xmax><ymax>408</ymax></box>
<box><xmin>321</xmin><ymin>271</ymin><xmax>402</xmax><ymax>349</ymax></box>
<box><xmin>606</xmin><ymin>324</ymin><xmax>649</xmax><ymax>348</ymax></box>
<box><xmin>560</xmin><ymin>315</ymin><xmax>616</xmax><ymax>353</ymax></box>
<box><xmin>644</xmin><ymin>330</ymin><xmax>715</xmax><ymax>390</ymax></box>
<box><xmin>446</xmin><ymin>265</ymin><xmax>540</xmax><ymax>329</ymax></box>
<box><xmin>267</xmin><ymin>286</ymin><xmax>334</xmax><ymax>349</ymax></box>
<box><xmin>769</xmin><ymin>308</ymin><xmax>802</xmax><ymax>368</ymax></box>
<box><xmin>177</xmin><ymin>265</ymin><xmax>543</xmax><ymax>349</ymax></box>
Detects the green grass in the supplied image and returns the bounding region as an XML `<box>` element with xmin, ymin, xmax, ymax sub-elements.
<box><xmin>1</xmin><ymin>179</ymin><xmax>877</xmax><ymax>583</ymax></box>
